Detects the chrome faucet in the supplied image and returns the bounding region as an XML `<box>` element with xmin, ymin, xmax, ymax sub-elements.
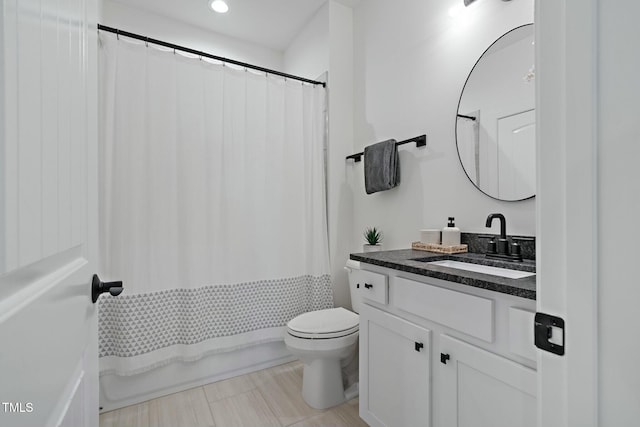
<box><xmin>485</xmin><ymin>213</ymin><xmax>522</xmax><ymax>261</ymax></box>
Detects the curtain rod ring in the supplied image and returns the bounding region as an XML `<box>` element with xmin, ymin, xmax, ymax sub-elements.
<box><xmin>116</xmin><ymin>30</ymin><xmax>120</xmax><ymax>40</ymax></box>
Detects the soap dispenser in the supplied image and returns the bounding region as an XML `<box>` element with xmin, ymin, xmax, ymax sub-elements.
<box><xmin>442</xmin><ymin>217</ymin><xmax>461</xmax><ymax>246</ymax></box>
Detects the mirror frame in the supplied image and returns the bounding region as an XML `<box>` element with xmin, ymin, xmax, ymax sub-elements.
<box><xmin>455</xmin><ymin>23</ymin><xmax>535</xmax><ymax>202</ymax></box>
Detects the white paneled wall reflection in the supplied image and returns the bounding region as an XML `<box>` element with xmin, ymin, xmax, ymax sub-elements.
<box><xmin>1</xmin><ymin>0</ymin><xmax>93</xmax><ymax>274</ymax></box>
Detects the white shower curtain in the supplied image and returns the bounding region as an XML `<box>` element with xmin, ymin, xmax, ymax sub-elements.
<box><xmin>98</xmin><ymin>34</ymin><xmax>332</xmax><ymax>376</ymax></box>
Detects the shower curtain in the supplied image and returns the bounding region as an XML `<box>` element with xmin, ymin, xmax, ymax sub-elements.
<box><xmin>98</xmin><ymin>34</ymin><xmax>333</xmax><ymax>376</ymax></box>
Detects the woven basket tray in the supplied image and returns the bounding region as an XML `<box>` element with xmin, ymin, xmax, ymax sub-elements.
<box><xmin>411</xmin><ymin>241</ymin><xmax>468</xmax><ymax>254</ymax></box>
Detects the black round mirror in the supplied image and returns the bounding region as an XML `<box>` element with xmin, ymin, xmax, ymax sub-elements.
<box><xmin>456</xmin><ymin>24</ymin><xmax>535</xmax><ymax>201</ymax></box>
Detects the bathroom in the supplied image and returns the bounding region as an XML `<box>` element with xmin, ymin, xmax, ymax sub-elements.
<box><xmin>0</xmin><ymin>0</ymin><xmax>639</xmax><ymax>426</ymax></box>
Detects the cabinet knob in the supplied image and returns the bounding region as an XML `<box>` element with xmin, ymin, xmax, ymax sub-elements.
<box><xmin>364</xmin><ymin>283</ymin><xmax>373</xmax><ymax>289</ymax></box>
<box><xmin>440</xmin><ymin>353</ymin><xmax>450</xmax><ymax>364</ymax></box>
<box><xmin>415</xmin><ymin>342</ymin><xmax>424</xmax><ymax>352</ymax></box>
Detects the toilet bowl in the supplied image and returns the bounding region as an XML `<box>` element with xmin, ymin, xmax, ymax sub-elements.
<box><xmin>284</xmin><ymin>260</ymin><xmax>362</xmax><ymax>409</ymax></box>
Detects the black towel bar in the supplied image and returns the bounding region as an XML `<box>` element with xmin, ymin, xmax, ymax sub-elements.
<box><xmin>346</xmin><ymin>134</ymin><xmax>427</xmax><ymax>163</ymax></box>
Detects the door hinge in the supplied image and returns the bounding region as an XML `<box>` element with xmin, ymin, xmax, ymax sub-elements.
<box><xmin>534</xmin><ymin>312</ymin><xmax>565</xmax><ymax>356</ymax></box>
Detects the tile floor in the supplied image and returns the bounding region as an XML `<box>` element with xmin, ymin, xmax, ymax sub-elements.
<box><xmin>99</xmin><ymin>361</ymin><xmax>368</xmax><ymax>427</ymax></box>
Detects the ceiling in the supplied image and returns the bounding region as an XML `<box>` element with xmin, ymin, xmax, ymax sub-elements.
<box><xmin>111</xmin><ymin>0</ymin><xmax>335</xmax><ymax>51</ymax></box>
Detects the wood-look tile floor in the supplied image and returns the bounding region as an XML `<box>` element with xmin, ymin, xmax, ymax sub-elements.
<box><xmin>100</xmin><ymin>361</ymin><xmax>368</xmax><ymax>427</ymax></box>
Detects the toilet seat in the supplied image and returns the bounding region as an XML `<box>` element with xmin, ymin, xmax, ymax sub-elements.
<box><xmin>287</xmin><ymin>307</ymin><xmax>359</xmax><ymax>340</ymax></box>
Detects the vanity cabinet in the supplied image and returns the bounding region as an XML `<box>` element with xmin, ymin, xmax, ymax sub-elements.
<box><xmin>359</xmin><ymin>304</ymin><xmax>431</xmax><ymax>427</ymax></box>
<box><xmin>439</xmin><ymin>334</ymin><xmax>536</xmax><ymax>427</ymax></box>
<box><xmin>357</xmin><ymin>265</ymin><xmax>537</xmax><ymax>427</ymax></box>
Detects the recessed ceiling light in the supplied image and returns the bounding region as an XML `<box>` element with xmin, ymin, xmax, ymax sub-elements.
<box><xmin>210</xmin><ymin>0</ymin><xmax>229</xmax><ymax>13</ymax></box>
<box><xmin>448</xmin><ymin>4</ymin><xmax>465</xmax><ymax>18</ymax></box>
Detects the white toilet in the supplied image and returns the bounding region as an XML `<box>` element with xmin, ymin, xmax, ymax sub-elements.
<box><xmin>284</xmin><ymin>259</ymin><xmax>363</xmax><ymax>409</ymax></box>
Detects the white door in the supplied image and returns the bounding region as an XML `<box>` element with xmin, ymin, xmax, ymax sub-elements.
<box><xmin>359</xmin><ymin>304</ymin><xmax>431</xmax><ymax>427</ymax></box>
<box><xmin>0</xmin><ymin>0</ymin><xmax>99</xmax><ymax>426</ymax></box>
<box><xmin>439</xmin><ymin>334</ymin><xmax>537</xmax><ymax>427</ymax></box>
<box><xmin>536</xmin><ymin>0</ymin><xmax>640</xmax><ymax>425</ymax></box>
<box><xmin>536</xmin><ymin>1</ymin><xmax>598</xmax><ymax>425</ymax></box>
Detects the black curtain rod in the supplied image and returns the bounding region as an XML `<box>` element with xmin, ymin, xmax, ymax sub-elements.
<box><xmin>346</xmin><ymin>135</ymin><xmax>427</xmax><ymax>162</ymax></box>
<box><xmin>97</xmin><ymin>24</ymin><xmax>326</xmax><ymax>88</ymax></box>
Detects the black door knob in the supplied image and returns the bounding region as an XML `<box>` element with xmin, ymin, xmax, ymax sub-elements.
<box><xmin>92</xmin><ymin>274</ymin><xmax>123</xmax><ymax>303</ymax></box>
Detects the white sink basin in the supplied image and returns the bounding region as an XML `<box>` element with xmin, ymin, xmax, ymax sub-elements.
<box><xmin>428</xmin><ymin>260</ymin><xmax>535</xmax><ymax>279</ymax></box>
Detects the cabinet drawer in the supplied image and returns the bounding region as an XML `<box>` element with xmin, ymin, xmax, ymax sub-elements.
<box><xmin>356</xmin><ymin>269</ymin><xmax>388</xmax><ymax>305</ymax></box>
<box><xmin>394</xmin><ymin>277</ymin><xmax>494</xmax><ymax>342</ymax></box>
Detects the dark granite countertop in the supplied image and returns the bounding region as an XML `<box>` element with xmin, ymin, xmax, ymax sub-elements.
<box><xmin>350</xmin><ymin>249</ymin><xmax>536</xmax><ymax>300</ymax></box>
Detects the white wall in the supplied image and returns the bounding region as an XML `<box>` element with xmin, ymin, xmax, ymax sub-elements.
<box><xmin>350</xmin><ymin>0</ymin><xmax>535</xmax><ymax>253</ymax></box>
<box><xmin>100</xmin><ymin>0</ymin><xmax>283</xmax><ymax>71</ymax></box>
<box><xmin>284</xmin><ymin>3</ymin><xmax>329</xmax><ymax>79</ymax></box>
<box><xmin>326</xmin><ymin>1</ymin><xmax>355</xmax><ymax>309</ymax></box>
<box><xmin>283</xmin><ymin>1</ymin><xmax>356</xmax><ymax>310</ymax></box>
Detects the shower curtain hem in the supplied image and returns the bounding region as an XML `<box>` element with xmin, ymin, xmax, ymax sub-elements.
<box><xmin>99</xmin><ymin>326</ymin><xmax>287</xmax><ymax>377</ymax></box>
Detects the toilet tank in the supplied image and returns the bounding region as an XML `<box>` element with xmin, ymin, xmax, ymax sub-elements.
<box><xmin>345</xmin><ymin>259</ymin><xmax>363</xmax><ymax>314</ymax></box>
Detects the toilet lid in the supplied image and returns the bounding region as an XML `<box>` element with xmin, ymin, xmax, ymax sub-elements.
<box><xmin>287</xmin><ymin>307</ymin><xmax>359</xmax><ymax>339</ymax></box>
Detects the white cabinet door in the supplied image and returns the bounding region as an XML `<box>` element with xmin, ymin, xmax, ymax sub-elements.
<box><xmin>360</xmin><ymin>304</ymin><xmax>431</xmax><ymax>427</ymax></box>
<box><xmin>0</xmin><ymin>0</ymin><xmax>99</xmax><ymax>426</ymax></box>
<box><xmin>439</xmin><ymin>335</ymin><xmax>536</xmax><ymax>427</ymax></box>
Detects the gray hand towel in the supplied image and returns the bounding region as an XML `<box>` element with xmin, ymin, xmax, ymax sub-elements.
<box><xmin>364</xmin><ymin>139</ymin><xmax>400</xmax><ymax>194</ymax></box>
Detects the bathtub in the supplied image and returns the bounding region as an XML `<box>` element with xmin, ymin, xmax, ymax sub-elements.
<box><xmin>99</xmin><ymin>338</ymin><xmax>295</xmax><ymax>412</ymax></box>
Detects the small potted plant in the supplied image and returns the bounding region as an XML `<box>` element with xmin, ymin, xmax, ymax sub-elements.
<box><xmin>363</xmin><ymin>227</ymin><xmax>383</xmax><ymax>252</ymax></box>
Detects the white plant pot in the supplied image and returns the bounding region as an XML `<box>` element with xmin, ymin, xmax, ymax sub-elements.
<box><xmin>363</xmin><ymin>244</ymin><xmax>383</xmax><ymax>252</ymax></box>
